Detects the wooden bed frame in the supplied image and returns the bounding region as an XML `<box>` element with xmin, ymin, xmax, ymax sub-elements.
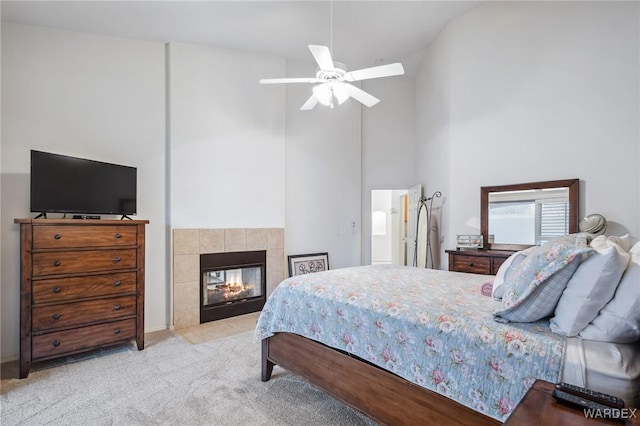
<box><xmin>262</xmin><ymin>332</ymin><xmax>500</xmax><ymax>425</ymax></box>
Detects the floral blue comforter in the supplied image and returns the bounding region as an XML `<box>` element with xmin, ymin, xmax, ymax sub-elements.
<box><xmin>255</xmin><ymin>264</ymin><xmax>565</xmax><ymax>421</ymax></box>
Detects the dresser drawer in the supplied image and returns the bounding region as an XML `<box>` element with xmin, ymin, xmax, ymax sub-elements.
<box><xmin>451</xmin><ymin>255</ymin><xmax>491</xmax><ymax>274</ymax></box>
<box><xmin>33</xmin><ymin>225</ymin><xmax>137</xmax><ymax>249</ymax></box>
<box><xmin>33</xmin><ymin>249</ymin><xmax>137</xmax><ymax>276</ymax></box>
<box><xmin>32</xmin><ymin>295</ymin><xmax>136</xmax><ymax>331</ymax></box>
<box><xmin>32</xmin><ymin>318</ymin><xmax>136</xmax><ymax>359</ymax></box>
<box><xmin>492</xmin><ymin>257</ymin><xmax>508</xmax><ymax>274</ymax></box>
<box><xmin>32</xmin><ymin>272</ymin><xmax>137</xmax><ymax>304</ymax></box>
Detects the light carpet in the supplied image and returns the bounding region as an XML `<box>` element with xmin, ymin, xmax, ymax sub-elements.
<box><xmin>1</xmin><ymin>330</ymin><xmax>376</xmax><ymax>425</ymax></box>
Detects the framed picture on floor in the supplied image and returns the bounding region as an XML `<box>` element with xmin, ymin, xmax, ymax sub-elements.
<box><xmin>288</xmin><ymin>252</ymin><xmax>329</xmax><ymax>277</ymax></box>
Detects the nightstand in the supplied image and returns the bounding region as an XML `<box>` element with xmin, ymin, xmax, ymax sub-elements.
<box><xmin>445</xmin><ymin>249</ymin><xmax>512</xmax><ymax>275</ymax></box>
<box><xmin>505</xmin><ymin>380</ymin><xmax>639</xmax><ymax>425</ymax></box>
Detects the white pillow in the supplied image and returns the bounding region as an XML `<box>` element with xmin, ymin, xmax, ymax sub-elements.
<box><xmin>580</xmin><ymin>241</ymin><xmax>640</xmax><ymax>343</ymax></box>
<box><xmin>550</xmin><ymin>241</ymin><xmax>630</xmax><ymax>337</ymax></box>
<box><xmin>591</xmin><ymin>234</ymin><xmax>632</xmax><ymax>252</ymax></box>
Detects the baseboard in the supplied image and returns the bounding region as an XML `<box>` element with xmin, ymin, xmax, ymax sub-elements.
<box><xmin>1</xmin><ymin>353</ymin><xmax>19</xmax><ymax>364</ymax></box>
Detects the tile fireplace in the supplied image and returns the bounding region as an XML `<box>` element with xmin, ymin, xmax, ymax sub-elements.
<box><xmin>172</xmin><ymin>228</ymin><xmax>284</xmax><ymax>329</ymax></box>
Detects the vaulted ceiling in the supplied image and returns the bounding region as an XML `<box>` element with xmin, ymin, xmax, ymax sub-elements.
<box><xmin>1</xmin><ymin>1</ymin><xmax>482</xmax><ymax>74</ymax></box>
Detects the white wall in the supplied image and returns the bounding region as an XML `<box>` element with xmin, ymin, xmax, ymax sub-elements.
<box><xmin>168</xmin><ymin>43</ymin><xmax>286</xmax><ymax>229</ymax></box>
<box><xmin>361</xmin><ymin>76</ymin><xmax>416</xmax><ymax>264</ymax></box>
<box><xmin>416</xmin><ymin>1</ymin><xmax>640</xmax><ymax>266</ymax></box>
<box><xmin>415</xmin><ymin>26</ymin><xmax>453</xmax><ymax>269</ymax></box>
<box><xmin>1</xmin><ymin>23</ymin><xmax>166</xmax><ymax>360</ymax></box>
<box><xmin>284</xmin><ymin>59</ymin><xmax>362</xmax><ymax>270</ymax></box>
<box><xmin>283</xmin><ymin>64</ymin><xmax>417</xmax><ymax>268</ymax></box>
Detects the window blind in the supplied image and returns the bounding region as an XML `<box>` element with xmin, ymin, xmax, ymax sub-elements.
<box><xmin>536</xmin><ymin>201</ymin><xmax>569</xmax><ymax>244</ymax></box>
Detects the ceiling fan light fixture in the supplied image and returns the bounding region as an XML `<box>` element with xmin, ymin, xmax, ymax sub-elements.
<box><xmin>313</xmin><ymin>82</ymin><xmax>350</xmax><ymax>108</ymax></box>
<box><xmin>332</xmin><ymin>82</ymin><xmax>349</xmax><ymax>105</ymax></box>
<box><xmin>312</xmin><ymin>84</ymin><xmax>333</xmax><ymax>106</ymax></box>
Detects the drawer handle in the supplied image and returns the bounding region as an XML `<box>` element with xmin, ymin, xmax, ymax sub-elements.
<box><xmin>53</xmin><ymin>313</ymin><xmax>61</xmax><ymax>320</ymax></box>
<box><xmin>54</xmin><ymin>234</ymin><xmax>62</xmax><ymax>240</ymax></box>
<box><xmin>53</xmin><ymin>260</ymin><xmax>61</xmax><ymax>267</ymax></box>
<box><xmin>114</xmin><ymin>233</ymin><xmax>122</xmax><ymax>239</ymax></box>
<box><xmin>53</xmin><ymin>287</ymin><xmax>61</xmax><ymax>293</ymax></box>
<box><xmin>114</xmin><ymin>256</ymin><xmax>121</xmax><ymax>263</ymax></box>
<box><xmin>53</xmin><ymin>340</ymin><xmax>60</xmax><ymax>347</ymax></box>
<box><xmin>114</xmin><ymin>328</ymin><xmax>121</xmax><ymax>335</ymax></box>
<box><xmin>114</xmin><ymin>280</ymin><xmax>122</xmax><ymax>287</ymax></box>
<box><xmin>114</xmin><ymin>304</ymin><xmax>121</xmax><ymax>311</ymax></box>
<box><xmin>468</xmin><ymin>262</ymin><xmax>474</xmax><ymax>267</ymax></box>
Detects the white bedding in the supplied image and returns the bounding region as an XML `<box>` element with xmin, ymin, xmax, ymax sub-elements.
<box><xmin>562</xmin><ymin>337</ymin><xmax>640</xmax><ymax>407</ymax></box>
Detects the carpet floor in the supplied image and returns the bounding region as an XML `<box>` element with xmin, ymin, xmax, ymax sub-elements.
<box><xmin>1</xmin><ymin>330</ymin><xmax>376</xmax><ymax>425</ymax></box>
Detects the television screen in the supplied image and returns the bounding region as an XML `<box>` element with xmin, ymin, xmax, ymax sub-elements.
<box><xmin>30</xmin><ymin>150</ymin><xmax>137</xmax><ymax>216</ymax></box>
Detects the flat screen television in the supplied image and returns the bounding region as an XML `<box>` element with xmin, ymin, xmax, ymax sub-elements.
<box><xmin>30</xmin><ymin>150</ymin><xmax>137</xmax><ymax>217</ymax></box>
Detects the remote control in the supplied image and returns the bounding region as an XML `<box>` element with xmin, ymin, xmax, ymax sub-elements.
<box><xmin>555</xmin><ymin>382</ymin><xmax>625</xmax><ymax>408</ymax></box>
<box><xmin>553</xmin><ymin>389</ymin><xmax>620</xmax><ymax>412</ymax></box>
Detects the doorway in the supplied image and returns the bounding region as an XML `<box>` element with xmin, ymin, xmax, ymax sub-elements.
<box><xmin>370</xmin><ymin>189</ymin><xmax>409</xmax><ymax>265</ymax></box>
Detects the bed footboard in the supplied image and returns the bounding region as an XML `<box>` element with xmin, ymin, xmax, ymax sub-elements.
<box><xmin>261</xmin><ymin>332</ymin><xmax>499</xmax><ymax>425</ymax></box>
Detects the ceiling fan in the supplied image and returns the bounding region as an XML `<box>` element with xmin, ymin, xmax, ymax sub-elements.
<box><xmin>259</xmin><ymin>45</ymin><xmax>405</xmax><ymax>110</ymax></box>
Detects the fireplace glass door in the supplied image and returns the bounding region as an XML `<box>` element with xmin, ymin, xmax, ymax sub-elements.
<box><xmin>203</xmin><ymin>266</ymin><xmax>262</xmax><ymax>306</ymax></box>
<box><xmin>200</xmin><ymin>250</ymin><xmax>266</xmax><ymax>323</ymax></box>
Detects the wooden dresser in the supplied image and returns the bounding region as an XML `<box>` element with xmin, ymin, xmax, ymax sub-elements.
<box><xmin>446</xmin><ymin>249</ymin><xmax>513</xmax><ymax>275</ymax></box>
<box><xmin>15</xmin><ymin>218</ymin><xmax>148</xmax><ymax>378</ymax></box>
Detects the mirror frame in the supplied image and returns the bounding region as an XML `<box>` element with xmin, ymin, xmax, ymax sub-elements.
<box><xmin>480</xmin><ymin>178</ymin><xmax>580</xmax><ymax>251</ymax></box>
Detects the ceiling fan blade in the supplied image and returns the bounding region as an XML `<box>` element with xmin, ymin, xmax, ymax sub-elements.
<box><xmin>343</xmin><ymin>63</ymin><xmax>405</xmax><ymax>82</ymax></box>
<box><xmin>343</xmin><ymin>84</ymin><xmax>380</xmax><ymax>107</ymax></box>
<box><xmin>308</xmin><ymin>45</ymin><xmax>335</xmax><ymax>71</ymax></box>
<box><xmin>300</xmin><ymin>95</ymin><xmax>319</xmax><ymax>111</ymax></box>
<box><xmin>259</xmin><ymin>77</ymin><xmax>321</xmax><ymax>84</ymax></box>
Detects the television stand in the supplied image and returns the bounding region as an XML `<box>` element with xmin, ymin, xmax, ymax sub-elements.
<box><xmin>33</xmin><ymin>212</ymin><xmax>47</xmax><ymax>219</ymax></box>
<box><xmin>120</xmin><ymin>215</ymin><xmax>133</xmax><ymax>220</ymax></box>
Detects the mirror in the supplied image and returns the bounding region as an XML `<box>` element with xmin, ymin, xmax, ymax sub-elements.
<box><xmin>480</xmin><ymin>179</ymin><xmax>579</xmax><ymax>250</ymax></box>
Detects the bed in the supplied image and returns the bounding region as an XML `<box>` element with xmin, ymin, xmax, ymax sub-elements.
<box><xmin>255</xmin><ymin>263</ymin><xmax>640</xmax><ymax>424</ymax></box>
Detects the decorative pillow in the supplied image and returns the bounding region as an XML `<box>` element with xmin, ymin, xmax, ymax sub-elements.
<box><xmin>550</xmin><ymin>240</ymin><xmax>630</xmax><ymax>336</ymax></box>
<box><xmin>579</xmin><ymin>241</ymin><xmax>640</xmax><ymax>343</ymax></box>
<box><xmin>494</xmin><ymin>234</ymin><xmax>593</xmax><ymax>323</ymax></box>
<box><xmin>491</xmin><ymin>247</ymin><xmax>535</xmax><ymax>300</ymax></box>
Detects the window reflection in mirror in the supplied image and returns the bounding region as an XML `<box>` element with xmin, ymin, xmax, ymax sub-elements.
<box><xmin>488</xmin><ymin>188</ymin><xmax>570</xmax><ymax>245</ymax></box>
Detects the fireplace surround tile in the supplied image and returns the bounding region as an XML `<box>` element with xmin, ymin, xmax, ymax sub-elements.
<box><xmin>173</xmin><ymin>229</ymin><xmax>199</xmax><ymax>255</ymax></box>
<box><xmin>246</xmin><ymin>229</ymin><xmax>267</xmax><ymax>250</ymax></box>
<box><xmin>267</xmin><ymin>248</ymin><xmax>285</xmax><ymax>294</ymax></box>
<box><xmin>224</xmin><ymin>229</ymin><xmax>247</xmax><ymax>252</ymax></box>
<box><xmin>174</xmin><ymin>309</ymin><xmax>199</xmax><ymax>330</ymax></box>
<box><xmin>173</xmin><ymin>254</ymin><xmax>199</xmax><ymax>284</ymax></box>
<box><xmin>267</xmin><ymin>228</ymin><xmax>284</xmax><ymax>249</ymax></box>
<box><xmin>172</xmin><ymin>227</ymin><xmax>285</xmax><ymax>329</ymax></box>
<box><xmin>174</xmin><ymin>281</ymin><xmax>200</xmax><ymax>313</ymax></box>
<box><xmin>200</xmin><ymin>229</ymin><xmax>224</xmax><ymax>253</ymax></box>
